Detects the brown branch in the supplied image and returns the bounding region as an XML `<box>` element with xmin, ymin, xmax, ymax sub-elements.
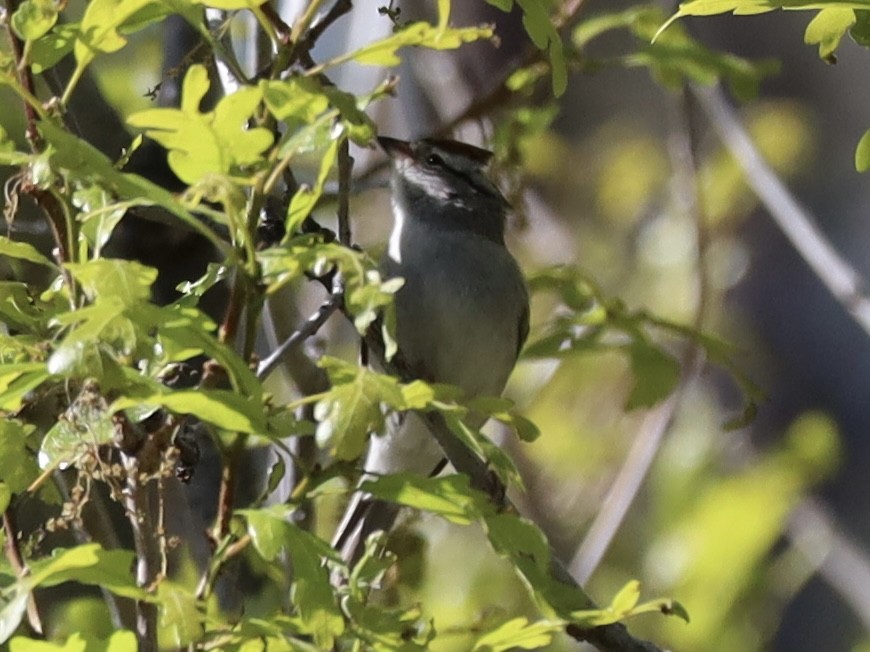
<box><xmin>122</xmin><ymin>463</ymin><xmax>159</xmax><ymax>652</ymax></box>
<box><xmin>337</xmin><ymin>137</ymin><xmax>353</xmax><ymax>246</ymax></box>
<box><xmin>3</xmin><ymin>0</ymin><xmax>40</xmax><ymax>147</ymax></box>
<box><xmin>3</xmin><ymin>508</ymin><xmax>43</xmax><ymax>636</ymax></box>
<box><xmin>212</xmin><ymin>433</ymin><xmax>248</xmax><ymax>544</ymax></box>
<box><xmin>362</xmin><ymin>322</ymin><xmax>663</xmax><ymax>652</ymax></box>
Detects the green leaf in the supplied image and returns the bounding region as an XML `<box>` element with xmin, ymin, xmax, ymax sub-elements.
<box><xmin>29</xmin><ymin>22</ymin><xmax>77</xmax><ymax>73</ymax></box>
<box><xmin>856</xmin><ymin>127</ymin><xmax>870</xmax><ymax>172</ymax></box>
<box><xmin>850</xmin><ymin>9</ymin><xmax>870</xmax><ymax>46</ymax></box>
<box><xmin>625</xmin><ymin>6</ymin><xmax>778</xmax><ymax>100</ymax></box>
<box><xmin>10</xmin><ymin>631</ymin><xmax>138</xmax><ymax>652</ymax></box>
<box><xmin>572</xmin><ymin>580</ymin><xmax>690</xmax><ymax>627</ymax></box>
<box><xmin>0</xmin><ymin>365</ymin><xmax>51</xmax><ymax>412</ymax></box>
<box><xmin>0</xmin><ymin>419</ymin><xmax>40</xmax><ymax>493</ymax></box>
<box><xmin>74</xmin><ymin>187</ymin><xmax>128</xmax><ymax>253</ymax></box>
<box><xmin>127</xmin><ymin>65</ymin><xmax>273</xmax><ymax>184</ymax></box>
<box><xmin>342</xmin><ymin>596</ymin><xmax>432</xmax><ymax>649</ymax></box>
<box><xmin>488</xmin><ymin>0</ymin><xmax>567</xmax><ymax>96</ymax></box>
<box><xmin>485</xmin><ymin>0</ymin><xmax>513</xmax><ymax>11</ymax></box>
<box><xmin>65</xmin><ymin>259</ymin><xmax>156</xmax><ymax>305</ymax></box>
<box><xmin>0</xmin><ymin>235</ymin><xmax>54</xmax><ymax>267</ymax></box>
<box><xmin>11</xmin><ymin>0</ymin><xmax>59</xmax><ymax>41</ymax></box>
<box><xmin>74</xmin><ymin>0</ymin><xmax>156</xmax><ymax>66</ymax></box>
<box><xmin>156</xmin><ymin>582</ymin><xmax>202</xmax><ymax>648</ymax></box>
<box><xmin>359</xmin><ymin>473</ymin><xmax>494</xmax><ymax>525</ymax></box>
<box><xmin>656</xmin><ymin>0</ymin><xmax>870</xmax><ymax>42</ymax></box>
<box><xmin>314</xmin><ymin>357</ymin><xmax>405</xmax><ymax>460</ymax></box>
<box><xmin>472</xmin><ymin>617</ymin><xmax>565</xmax><ymax>652</ymax></box>
<box><xmin>24</xmin><ymin>544</ymin><xmax>144</xmax><ymax>599</ymax></box>
<box><xmin>573</xmin><ymin>7</ymin><xmax>646</xmax><ymax>47</ymax></box>
<box><xmin>176</xmin><ymin>262</ymin><xmax>229</xmax><ymax>302</ymax></box>
<box><xmin>611</xmin><ymin>579</ymin><xmax>641</xmax><ymax>613</ymax></box>
<box><xmin>112</xmin><ymin>389</ymin><xmax>267</xmax><ymax>435</ymax></box>
<box><xmin>285</xmin><ymin>526</ymin><xmax>345</xmax><ymax>648</ymax></box>
<box><xmin>261</xmin><ymin>77</ymin><xmax>330</xmax><ymax>123</ymax></box>
<box><xmin>240</xmin><ymin>503</ymin><xmax>297</xmax><ymax>561</ymax></box>
<box><xmin>38</xmin><ymin>122</ymin><xmax>228</xmax><ymax>254</ymax></box>
<box><xmin>326</xmin><ymin>21</ymin><xmax>493</xmax><ymax>68</ymax></box>
<box><xmin>0</xmin><ymin>483</ymin><xmax>10</xmax><ymax>513</ymax></box>
<box><xmin>467</xmin><ymin>395</ymin><xmax>541</xmax><ymax>443</ymax></box>
<box><xmin>484</xmin><ymin>513</ymin><xmax>550</xmax><ymax>574</ymax></box>
<box><xmin>625</xmin><ymin>340</ymin><xmax>681</xmax><ymax>409</ymax></box>
<box><xmin>804</xmin><ymin>8</ymin><xmax>856</xmax><ymax>62</ymax></box>
<box><xmin>40</xmin><ymin>395</ymin><xmax>115</xmax><ymax>470</ymax></box>
<box><xmin>442</xmin><ymin>411</ymin><xmax>524</xmax><ymax>488</ymax></box>
<box><xmin>286</xmin><ymin>136</ymin><xmax>341</xmax><ymax>234</ymax></box>
<box><xmin>239</xmin><ymin>506</ymin><xmax>343</xmax><ymax>647</ymax></box>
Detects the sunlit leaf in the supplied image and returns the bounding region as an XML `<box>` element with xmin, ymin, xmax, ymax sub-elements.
<box><xmin>157</xmin><ymin>582</ymin><xmax>202</xmax><ymax>648</ymax></box>
<box><xmin>128</xmin><ymin>65</ymin><xmax>273</xmax><ymax>184</ymax></box>
<box><xmin>286</xmin><ymin>136</ymin><xmax>341</xmax><ymax>234</ymax></box>
<box><xmin>359</xmin><ymin>473</ymin><xmax>494</xmax><ymax>525</ymax></box>
<box><xmin>112</xmin><ymin>389</ymin><xmax>267</xmax><ymax>435</ymax></box>
<box><xmin>572</xmin><ymin>580</ymin><xmax>689</xmax><ymax>626</ymax></box>
<box><xmin>261</xmin><ymin>77</ymin><xmax>330</xmax><ymax>123</ymax></box>
<box><xmin>804</xmin><ymin>8</ymin><xmax>856</xmax><ymax>61</ymax></box>
<box><xmin>0</xmin><ymin>235</ymin><xmax>54</xmax><ymax>267</ymax></box>
<box><xmin>239</xmin><ymin>505</ymin><xmax>343</xmax><ymax>647</ymax></box>
<box><xmin>314</xmin><ymin>357</ymin><xmax>405</xmax><ymax>460</ymax></box>
<box><xmin>11</xmin><ymin>0</ymin><xmax>58</xmax><ymax>41</ymax></box>
<box><xmin>0</xmin><ymin>420</ymin><xmax>39</xmax><ymax>493</ymax></box>
<box><xmin>472</xmin><ymin>617</ymin><xmax>565</xmax><ymax>652</ymax></box>
<box><xmin>856</xmin><ymin>126</ymin><xmax>870</xmax><ymax>171</ymax></box>
<box><xmin>10</xmin><ymin>631</ymin><xmax>138</xmax><ymax>652</ymax></box>
<box><xmin>65</xmin><ymin>259</ymin><xmax>156</xmax><ymax>305</ymax></box>
<box><xmin>74</xmin><ymin>0</ymin><xmax>155</xmax><ymax>66</ymax></box>
<box><xmin>325</xmin><ymin>21</ymin><xmax>493</xmax><ymax>68</ymax></box>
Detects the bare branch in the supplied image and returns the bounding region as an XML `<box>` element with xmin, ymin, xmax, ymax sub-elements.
<box><xmin>694</xmin><ymin>83</ymin><xmax>870</xmax><ymax>339</ymax></box>
<box><xmin>363</xmin><ymin>325</ymin><xmax>665</xmax><ymax>652</ymax></box>
<box><xmin>256</xmin><ymin>288</ymin><xmax>344</xmax><ymax>380</ymax></box>
<box><xmin>788</xmin><ymin>499</ymin><xmax>870</xmax><ymax>631</ymax></box>
<box><xmin>337</xmin><ymin>138</ymin><xmax>353</xmax><ymax>246</ymax></box>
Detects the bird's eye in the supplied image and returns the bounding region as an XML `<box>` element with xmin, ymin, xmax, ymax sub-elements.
<box><xmin>426</xmin><ymin>153</ymin><xmax>444</xmax><ymax>166</ymax></box>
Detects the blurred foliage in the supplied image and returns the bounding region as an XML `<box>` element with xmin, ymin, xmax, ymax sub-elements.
<box><xmin>0</xmin><ymin>0</ymin><xmax>854</xmax><ymax>651</ymax></box>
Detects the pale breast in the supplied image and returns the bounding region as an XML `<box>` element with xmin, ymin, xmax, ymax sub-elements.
<box><xmin>385</xmin><ymin>225</ymin><xmax>527</xmax><ymax>399</ymax></box>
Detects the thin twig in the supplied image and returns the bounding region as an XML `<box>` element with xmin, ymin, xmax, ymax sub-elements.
<box><xmin>787</xmin><ymin>498</ymin><xmax>870</xmax><ymax>631</ymax></box>
<box><xmin>693</xmin><ymin>83</ymin><xmax>870</xmax><ymax>340</ymax></box>
<box><xmin>3</xmin><ymin>509</ymin><xmax>43</xmax><ymax>635</ymax></box>
<box><xmin>337</xmin><ymin>138</ymin><xmax>353</xmax><ymax>246</ymax></box>
<box><xmin>303</xmin><ymin>0</ymin><xmax>353</xmax><ymax>49</ymax></box>
<box><xmin>256</xmin><ymin>288</ymin><xmax>344</xmax><ymax>380</ymax></box>
<box><xmin>122</xmin><ymin>462</ymin><xmax>159</xmax><ymax>652</ymax></box>
<box><xmin>363</xmin><ymin>322</ymin><xmax>664</xmax><ymax>652</ymax></box>
<box><xmin>3</xmin><ymin>0</ymin><xmax>40</xmax><ymax>146</ymax></box>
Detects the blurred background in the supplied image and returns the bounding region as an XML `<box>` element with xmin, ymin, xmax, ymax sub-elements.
<box><xmin>3</xmin><ymin>0</ymin><xmax>870</xmax><ymax>650</ymax></box>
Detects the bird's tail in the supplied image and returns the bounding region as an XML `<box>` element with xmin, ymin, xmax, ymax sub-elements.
<box><xmin>331</xmin><ymin>490</ymin><xmax>401</xmax><ymax>575</ymax></box>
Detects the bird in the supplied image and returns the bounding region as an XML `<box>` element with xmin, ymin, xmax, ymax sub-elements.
<box><xmin>332</xmin><ymin>136</ymin><xmax>529</xmax><ymax>568</ymax></box>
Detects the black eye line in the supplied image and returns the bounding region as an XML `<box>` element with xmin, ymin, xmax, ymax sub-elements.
<box><xmin>426</xmin><ymin>153</ymin><xmax>444</xmax><ymax>166</ymax></box>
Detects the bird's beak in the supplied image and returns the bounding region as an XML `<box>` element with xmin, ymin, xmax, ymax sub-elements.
<box><xmin>377</xmin><ymin>136</ymin><xmax>413</xmax><ymax>159</ymax></box>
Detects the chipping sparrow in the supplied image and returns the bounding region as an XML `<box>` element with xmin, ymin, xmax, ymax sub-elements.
<box><xmin>333</xmin><ymin>136</ymin><xmax>529</xmax><ymax>565</ymax></box>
